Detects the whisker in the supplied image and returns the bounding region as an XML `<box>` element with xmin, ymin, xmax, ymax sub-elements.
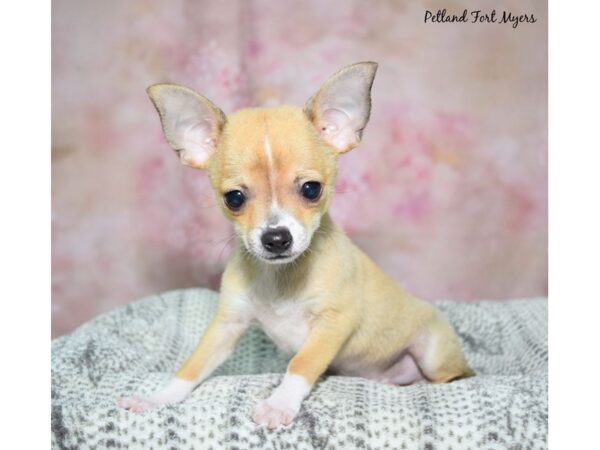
<box><xmin>216</xmin><ymin>234</ymin><xmax>237</xmax><ymax>262</ymax></box>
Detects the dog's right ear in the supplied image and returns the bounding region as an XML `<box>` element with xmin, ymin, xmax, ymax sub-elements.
<box><xmin>147</xmin><ymin>84</ymin><xmax>226</xmax><ymax>170</ymax></box>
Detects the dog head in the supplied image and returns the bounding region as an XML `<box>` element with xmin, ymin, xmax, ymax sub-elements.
<box><xmin>148</xmin><ymin>62</ymin><xmax>377</xmax><ymax>264</ymax></box>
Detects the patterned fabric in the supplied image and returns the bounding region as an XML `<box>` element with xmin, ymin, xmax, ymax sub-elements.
<box><xmin>51</xmin><ymin>288</ymin><xmax>547</xmax><ymax>449</ymax></box>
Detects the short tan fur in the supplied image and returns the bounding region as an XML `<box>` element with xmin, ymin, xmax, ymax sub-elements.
<box><xmin>118</xmin><ymin>62</ymin><xmax>474</xmax><ymax>429</ymax></box>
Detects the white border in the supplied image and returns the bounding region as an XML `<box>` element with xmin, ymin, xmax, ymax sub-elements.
<box><xmin>550</xmin><ymin>0</ymin><xmax>600</xmax><ymax>447</ymax></box>
<box><xmin>0</xmin><ymin>1</ymin><xmax>50</xmax><ymax>448</ymax></box>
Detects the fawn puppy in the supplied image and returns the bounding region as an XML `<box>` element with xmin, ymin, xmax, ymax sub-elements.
<box><xmin>118</xmin><ymin>62</ymin><xmax>474</xmax><ymax>429</ymax></box>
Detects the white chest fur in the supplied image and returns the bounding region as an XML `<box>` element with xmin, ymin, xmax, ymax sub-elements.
<box><xmin>229</xmin><ymin>269</ymin><xmax>316</xmax><ymax>354</ymax></box>
<box><xmin>251</xmin><ymin>298</ymin><xmax>311</xmax><ymax>354</ymax></box>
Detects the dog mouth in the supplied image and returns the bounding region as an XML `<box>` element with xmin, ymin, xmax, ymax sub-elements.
<box><xmin>265</xmin><ymin>255</ymin><xmax>290</xmax><ymax>260</ymax></box>
<box><xmin>243</xmin><ymin>242</ymin><xmax>307</xmax><ymax>264</ymax></box>
<box><xmin>241</xmin><ymin>235</ymin><xmax>303</xmax><ymax>264</ymax></box>
<box><xmin>260</xmin><ymin>253</ymin><xmax>299</xmax><ymax>264</ymax></box>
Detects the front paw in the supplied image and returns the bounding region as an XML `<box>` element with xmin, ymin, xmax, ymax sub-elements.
<box><xmin>117</xmin><ymin>396</ymin><xmax>163</xmax><ymax>413</ymax></box>
<box><xmin>118</xmin><ymin>378</ymin><xmax>194</xmax><ymax>413</ymax></box>
<box><xmin>252</xmin><ymin>399</ymin><xmax>297</xmax><ymax>429</ymax></box>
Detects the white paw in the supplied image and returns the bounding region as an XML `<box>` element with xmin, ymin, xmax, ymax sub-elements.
<box><xmin>118</xmin><ymin>378</ymin><xmax>194</xmax><ymax>413</ymax></box>
<box><xmin>117</xmin><ymin>396</ymin><xmax>163</xmax><ymax>413</ymax></box>
<box><xmin>252</xmin><ymin>399</ymin><xmax>297</xmax><ymax>429</ymax></box>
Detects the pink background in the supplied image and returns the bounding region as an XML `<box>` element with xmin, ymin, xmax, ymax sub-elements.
<box><xmin>52</xmin><ymin>0</ymin><xmax>547</xmax><ymax>337</ymax></box>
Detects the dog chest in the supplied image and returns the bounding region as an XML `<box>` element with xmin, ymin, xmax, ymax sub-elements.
<box><xmin>250</xmin><ymin>299</ymin><xmax>311</xmax><ymax>354</ymax></box>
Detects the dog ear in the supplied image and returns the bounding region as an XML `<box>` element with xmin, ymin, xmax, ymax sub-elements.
<box><xmin>304</xmin><ymin>62</ymin><xmax>378</xmax><ymax>154</ymax></box>
<box><xmin>147</xmin><ymin>84</ymin><xmax>226</xmax><ymax>169</ymax></box>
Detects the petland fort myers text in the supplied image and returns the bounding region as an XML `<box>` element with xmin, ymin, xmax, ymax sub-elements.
<box><xmin>424</xmin><ymin>9</ymin><xmax>537</xmax><ymax>29</ymax></box>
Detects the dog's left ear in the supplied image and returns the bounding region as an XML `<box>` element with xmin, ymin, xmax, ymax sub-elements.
<box><xmin>304</xmin><ymin>61</ymin><xmax>378</xmax><ymax>154</ymax></box>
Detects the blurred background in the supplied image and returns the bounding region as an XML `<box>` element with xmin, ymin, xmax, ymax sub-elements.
<box><xmin>52</xmin><ymin>0</ymin><xmax>547</xmax><ymax>337</ymax></box>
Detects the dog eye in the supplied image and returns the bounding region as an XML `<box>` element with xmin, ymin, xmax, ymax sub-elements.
<box><xmin>300</xmin><ymin>181</ymin><xmax>322</xmax><ymax>201</ymax></box>
<box><xmin>224</xmin><ymin>190</ymin><xmax>246</xmax><ymax>210</ymax></box>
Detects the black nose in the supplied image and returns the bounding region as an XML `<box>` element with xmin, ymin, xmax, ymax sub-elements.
<box><xmin>261</xmin><ymin>227</ymin><xmax>293</xmax><ymax>254</ymax></box>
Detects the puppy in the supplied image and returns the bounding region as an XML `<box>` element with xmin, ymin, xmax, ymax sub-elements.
<box><xmin>118</xmin><ymin>62</ymin><xmax>474</xmax><ymax>428</ymax></box>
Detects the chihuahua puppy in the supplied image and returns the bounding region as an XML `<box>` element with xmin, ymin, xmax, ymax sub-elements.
<box><xmin>118</xmin><ymin>62</ymin><xmax>474</xmax><ymax>428</ymax></box>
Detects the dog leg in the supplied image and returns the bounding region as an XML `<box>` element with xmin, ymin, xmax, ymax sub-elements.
<box><xmin>118</xmin><ymin>312</ymin><xmax>248</xmax><ymax>413</ymax></box>
<box><xmin>252</xmin><ymin>310</ymin><xmax>356</xmax><ymax>428</ymax></box>
<box><xmin>410</xmin><ymin>316</ymin><xmax>475</xmax><ymax>384</ymax></box>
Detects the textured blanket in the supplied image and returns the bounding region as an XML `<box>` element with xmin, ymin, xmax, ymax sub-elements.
<box><xmin>51</xmin><ymin>288</ymin><xmax>547</xmax><ymax>449</ymax></box>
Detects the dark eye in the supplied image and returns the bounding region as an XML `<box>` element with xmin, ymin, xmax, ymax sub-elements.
<box><xmin>224</xmin><ymin>190</ymin><xmax>246</xmax><ymax>210</ymax></box>
<box><xmin>300</xmin><ymin>181</ymin><xmax>322</xmax><ymax>201</ymax></box>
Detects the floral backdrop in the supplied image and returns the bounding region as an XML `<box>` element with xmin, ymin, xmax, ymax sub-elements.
<box><xmin>52</xmin><ymin>0</ymin><xmax>547</xmax><ymax>337</ymax></box>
